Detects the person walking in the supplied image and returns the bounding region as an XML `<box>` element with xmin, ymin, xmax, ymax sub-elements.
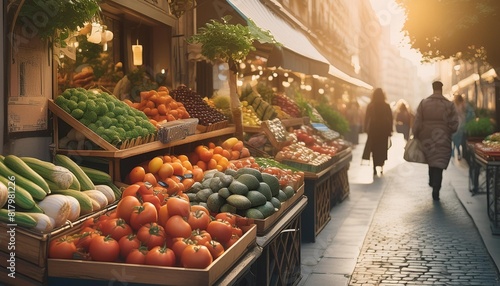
<box><xmin>412</xmin><ymin>81</ymin><xmax>459</xmax><ymax>200</ymax></box>
<box><xmin>451</xmin><ymin>93</ymin><xmax>466</xmax><ymax>160</ymax></box>
<box><xmin>395</xmin><ymin>100</ymin><xmax>412</xmax><ymax>141</ymax></box>
<box><xmin>362</xmin><ymin>88</ymin><xmax>393</xmax><ymax>176</ymax></box>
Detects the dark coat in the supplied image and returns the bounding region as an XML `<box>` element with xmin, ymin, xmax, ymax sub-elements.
<box><xmin>362</xmin><ymin>101</ymin><xmax>393</xmax><ymax>166</ymax></box>
<box><xmin>412</xmin><ymin>93</ymin><xmax>459</xmax><ymax>169</ymax></box>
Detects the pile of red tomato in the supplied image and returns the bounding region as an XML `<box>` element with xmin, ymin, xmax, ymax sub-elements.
<box><xmin>48</xmin><ymin>181</ymin><xmax>253</xmax><ymax>269</ymax></box>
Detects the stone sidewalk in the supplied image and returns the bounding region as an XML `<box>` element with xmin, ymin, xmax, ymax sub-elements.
<box><xmin>299</xmin><ymin>133</ymin><xmax>500</xmax><ymax>286</ymax></box>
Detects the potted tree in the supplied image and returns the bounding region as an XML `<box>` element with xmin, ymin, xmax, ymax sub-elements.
<box><xmin>188</xmin><ymin>16</ymin><xmax>279</xmax><ymax>139</ymax></box>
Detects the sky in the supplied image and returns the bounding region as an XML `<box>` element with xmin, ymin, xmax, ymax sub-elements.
<box><xmin>369</xmin><ymin>0</ymin><xmax>436</xmax><ymax>80</ymax></box>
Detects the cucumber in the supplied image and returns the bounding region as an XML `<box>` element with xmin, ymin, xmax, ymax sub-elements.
<box><xmin>0</xmin><ymin>160</ymin><xmax>47</xmax><ymax>200</ymax></box>
<box><xmin>0</xmin><ymin>175</ymin><xmax>36</xmax><ymax>209</ymax></box>
<box><xmin>3</xmin><ymin>155</ymin><xmax>50</xmax><ymax>194</ymax></box>
<box><xmin>0</xmin><ymin>209</ymin><xmax>37</xmax><ymax>228</ymax></box>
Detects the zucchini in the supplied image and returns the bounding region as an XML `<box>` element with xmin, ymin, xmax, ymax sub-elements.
<box><xmin>54</xmin><ymin>154</ymin><xmax>95</xmax><ymax>191</ymax></box>
<box><xmin>18</xmin><ymin>203</ymin><xmax>45</xmax><ymax>213</ymax></box>
<box><xmin>80</xmin><ymin>166</ymin><xmax>113</xmax><ymax>184</ymax></box>
<box><xmin>50</xmin><ymin>189</ymin><xmax>94</xmax><ymax>215</ymax></box>
<box><xmin>69</xmin><ymin>172</ymin><xmax>81</xmax><ymax>191</ymax></box>
<box><xmin>3</xmin><ymin>155</ymin><xmax>50</xmax><ymax>194</ymax></box>
<box><xmin>0</xmin><ymin>160</ymin><xmax>47</xmax><ymax>200</ymax></box>
<box><xmin>0</xmin><ymin>175</ymin><xmax>36</xmax><ymax>209</ymax></box>
<box><xmin>21</xmin><ymin>157</ymin><xmax>74</xmax><ymax>190</ymax></box>
<box><xmin>0</xmin><ymin>209</ymin><xmax>37</xmax><ymax>228</ymax></box>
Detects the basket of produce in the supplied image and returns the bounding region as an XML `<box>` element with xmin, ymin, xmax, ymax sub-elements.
<box><xmin>170</xmin><ymin>85</ymin><xmax>228</xmax><ymax>132</ymax></box>
<box><xmin>157</xmin><ymin>118</ymin><xmax>199</xmax><ymax>144</ymax></box>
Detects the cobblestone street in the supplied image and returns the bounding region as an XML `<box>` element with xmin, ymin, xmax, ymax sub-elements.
<box><xmin>300</xmin><ymin>133</ymin><xmax>500</xmax><ymax>286</ymax></box>
<box><xmin>348</xmin><ymin>161</ymin><xmax>500</xmax><ymax>285</ymax></box>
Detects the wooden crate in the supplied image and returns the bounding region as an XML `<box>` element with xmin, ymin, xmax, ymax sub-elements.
<box><xmin>197</xmin><ymin>120</ymin><xmax>229</xmax><ymax>133</ymax></box>
<box><xmin>0</xmin><ymin>206</ymin><xmax>113</xmax><ymax>283</ymax></box>
<box><xmin>48</xmin><ymin>225</ymin><xmax>257</xmax><ymax>285</ymax></box>
<box><xmin>254</xmin><ymin>184</ymin><xmax>304</xmax><ymax>235</ymax></box>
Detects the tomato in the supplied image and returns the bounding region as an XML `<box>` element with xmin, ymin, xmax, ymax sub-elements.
<box><xmin>81</xmin><ymin>217</ymin><xmax>97</xmax><ymax>230</ymax></box>
<box><xmin>181</xmin><ymin>245</ymin><xmax>213</xmax><ymax>269</ymax></box>
<box><xmin>88</xmin><ymin>235</ymin><xmax>120</xmax><ymax>262</ymax></box>
<box><xmin>137</xmin><ymin>181</ymin><xmax>154</xmax><ymax>196</ymax></box>
<box><xmin>75</xmin><ymin>231</ymin><xmax>100</xmax><ymax>250</ymax></box>
<box><xmin>49</xmin><ymin>235</ymin><xmax>77</xmax><ymax>259</ymax></box>
<box><xmin>116</xmin><ymin>195</ymin><xmax>141</xmax><ymax>223</ymax></box>
<box><xmin>224</xmin><ymin>234</ymin><xmax>240</xmax><ymax>249</ymax></box>
<box><xmin>137</xmin><ymin>222</ymin><xmax>167</xmax><ymax>250</ymax></box>
<box><xmin>125</xmin><ymin>247</ymin><xmax>148</xmax><ymax>264</ymax></box>
<box><xmin>190</xmin><ymin>229</ymin><xmax>212</xmax><ymax>246</ymax></box>
<box><xmin>171</xmin><ymin>238</ymin><xmax>195</xmax><ymax>263</ymax></box>
<box><xmin>215</xmin><ymin>212</ymin><xmax>236</xmax><ymax>226</ymax></box>
<box><xmin>190</xmin><ymin>205</ymin><xmax>210</xmax><ymax>216</ymax></box>
<box><xmin>152</xmin><ymin>186</ymin><xmax>167</xmax><ymax>205</ymax></box>
<box><xmin>158</xmin><ymin>204</ymin><xmax>170</xmax><ymax>227</ymax></box>
<box><xmin>121</xmin><ymin>184</ymin><xmax>141</xmax><ymax>198</ymax></box>
<box><xmin>204</xmin><ymin>240</ymin><xmax>225</xmax><ymax>260</ymax></box>
<box><xmin>166</xmin><ymin>196</ymin><xmax>190</xmax><ymax>218</ymax></box>
<box><xmin>100</xmin><ymin>218</ymin><xmax>133</xmax><ymax>241</ymax></box>
<box><xmin>187</xmin><ymin>209</ymin><xmax>211</xmax><ymax>230</ymax></box>
<box><xmin>164</xmin><ymin>215</ymin><xmax>192</xmax><ymax>238</ymax></box>
<box><xmin>206</xmin><ymin>219</ymin><xmax>233</xmax><ymax>243</ymax></box>
<box><xmin>145</xmin><ymin>245</ymin><xmax>176</xmax><ymax>266</ymax></box>
<box><xmin>130</xmin><ymin>202</ymin><xmax>158</xmax><ymax>231</ymax></box>
<box><xmin>142</xmin><ymin>194</ymin><xmax>161</xmax><ymax>213</ymax></box>
<box><xmin>231</xmin><ymin>225</ymin><xmax>243</xmax><ymax>238</ymax></box>
<box><xmin>118</xmin><ymin>234</ymin><xmax>141</xmax><ymax>259</ymax></box>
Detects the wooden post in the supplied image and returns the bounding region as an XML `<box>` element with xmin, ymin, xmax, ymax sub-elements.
<box><xmin>229</xmin><ymin>71</ymin><xmax>243</xmax><ymax>139</ymax></box>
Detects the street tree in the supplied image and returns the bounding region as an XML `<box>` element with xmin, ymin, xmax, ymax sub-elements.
<box><xmin>396</xmin><ymin>0</ymin><xmax>500</xmax><ymax>68</ymax></box>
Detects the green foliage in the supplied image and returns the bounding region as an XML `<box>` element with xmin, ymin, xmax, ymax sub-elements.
<box><xmin>315</xmin><ymin>105</ymin><xmax>350</xmax><ymax>135</ymax></box>
<box><xmin>188</xmin><ymin>16</ymin><xmax>279</xmax><ymax>69</ymax></box>
<box><xmin>465</xmin><ymin>117</ymin><xmax>495</xmax><ymax>137</ymax></box>
<box><xmin>18</xmin><ymin>0</ymin><xmax>100</xmax><ymax>47</ymax></box>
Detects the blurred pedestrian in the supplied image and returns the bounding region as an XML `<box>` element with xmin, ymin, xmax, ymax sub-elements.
<box><xmin>395</xmin><ymin>100</ymin><xmax>412</xmax><ymax>141</ymax></box>
<box><xmin>362</xmin><ymin>88</ymin><xmax>393</xmax><ymax>175</ymax></box>
<box><xmin>451</xmin><ymin>94</ymin><xmax>466</xmax><ymax>160</ymax></box>
<box><xmin>412</xmin><ymin>81</ymin><xmax>459</xmax><ymax>200</ymax></box>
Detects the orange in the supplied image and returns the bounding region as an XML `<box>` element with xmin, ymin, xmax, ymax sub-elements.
<box><xmin>128</xmin><ymin>166</ymin><xmax>146</xmax><ymax>184</ymax></box>
<box><xmin>157</xmin><ymin>104</ymin><xmax>168</xmax><ymax>115</ymax></box>
<box><xmin>148</xmin><ymin>156</ymin><xmax>164</xmax><ymax>174</ymax></box>
<box><xmin>171</xmin><ymin>162</ymin><xmax>185</xmax><ymax>176</ymax></box>
<box><xmin>158</xmin><ymin>163</ymin><xmax>174</xmax><ymax>180</ymax></box>
<box><xmin>232</xmin><ymin>140</ymin><xmax>244</xmax><ymax>152</ymax></box>
<box><xmin>208</xmin><ymin>142</ymin><xmax>216</xmax><ymax>149</ymax></box>
<box><xmin>207</xmin><ymin>158</ymin><xmax>218</xmax><ymax>170</ymax></box>
<box><xmin>212</xmin><ymin>154</ymin><xmax>223</xmax><ymax>163</ymax></box>
<box><xmin>216</xmin><ymin>164</ymin><xmax>224</xmax><ymax>172</ymax></box>
<box><xmin>163</xmin><ymin>155</ymin><xmax>172</xmax><ymax>163</ymax></box>
<box><xmin>195</xmin><ymin>145</ymin><xmax>208</xmax><ymax>155</ymax></box>
<box><xmin>177</xmin><ymin>154</ymin><xmax>189</xmax><ymax>162</ymax></box>
<box><xmin>191</xmin><ymin>167</ymin><xmax>204</xmax><ymax>182</ymax></box>
<box><xmin>196</xmin><ymin>160</ymin><xmax>207</xmax><ymax>171</ymax></box>
<box><xmin>213</xmin><ymin>146</ymin><xmax>224</xmax><ymax>155</ymax></box>
<box><xmin>182</xmin><ymin>160</ymin><xmax>193</xmax><ymax>171</ymax></box>
<box><xmin>218</xmin><ymin>156</ymin><xmax>229</xmax><ymax>169</ymax></box>
<box><xmin>146</xmin><ymin>100</ymin><xmax>156</xmax><ymax>109</ymax></box>
<box><xmin>221</xmin><ymin>149</ymin><xmax>231</xmax><ymax>160</ymax></box>
<box><xmin>198</xmin><ymin>149</ymin><xmax>213</xmax><ymax>163</ymax></box>
<box><xmin>230</xmin><ymin>150</ymin><xmax>241</xmax><ymax>160</ymax></box>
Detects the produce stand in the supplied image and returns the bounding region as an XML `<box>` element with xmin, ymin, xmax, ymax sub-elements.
<box><xmin>0</xmin><ymin>205</ymin><xmax>116</xmax><ymax>285</ymax></box>
<box><xmin>252</xmin><ymin>196</ymin><xmax>307</xmax><ymax>285</ymax></box>
<box><xmin>301</xmin><ymin>148</ymin><xmax>352</xmax><ymax>243</ymax></box>
<box><xmin>473</xmin><ymin>143</ymin><xmax>500</xmax><ymax>235</ymax></box>
<box><xmin>467</xmin><ymin>140</ymin><xmax>487</xmax><ymax>194</ymax></box>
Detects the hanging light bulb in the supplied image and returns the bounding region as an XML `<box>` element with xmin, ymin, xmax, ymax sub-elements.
<box><xmin>132</xmin><ymin>39</ymin><xmax>143</xmax><ymax>66</ymax></box>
